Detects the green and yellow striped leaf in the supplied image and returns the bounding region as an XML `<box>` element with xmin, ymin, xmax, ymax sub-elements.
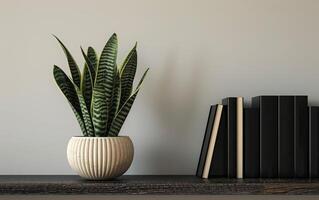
<box><xmin>119</xmin><ymin>44</ymin><xmax>137</xmax><ymax>108</ymax></box>
<box><xmin>74</xmin><ymin>84</ymin><xmax>94</xmax><ymax>136</ymax></box>
<box><xmin>92</xmin><ymin>33</ymin><xmax>118</xmax><ymax>136</ymax></box>
<box><xmin>53</xmin><ymin>65</ymin><xmax>87</xmax><ymax>136</ymax></box>
<box><xmin>109</xmin><ymin>68</ymin><xmax>149</xmax><ymax>136</ymax></box>
<box><xmin>53</xmin><ymin>36</ymin><xmax>81</xmax><ymax>87</ymax></box>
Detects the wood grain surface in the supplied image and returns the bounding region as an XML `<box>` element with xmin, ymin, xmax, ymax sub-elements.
<box><xmin>0</xmin><ymin>175</ymin><xmax>319</xmax><ymax>195</ymax></box>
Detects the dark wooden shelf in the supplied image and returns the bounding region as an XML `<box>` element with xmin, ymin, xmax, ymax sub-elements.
<box><xmin>0</xmin><ymin>175</ymin><xmax>319</xmax><ymax>195</ymax></box>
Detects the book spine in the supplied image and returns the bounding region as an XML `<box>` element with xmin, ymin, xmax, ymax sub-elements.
<box><xmin>278</xmin><ymin>96</ymin><xmax>294</xmax><ymax>178</ymax></box>
<box><xmin>222</xmin><ymin>98</ymin><xmax>237</xmax><ymax>178</ymax></box>
<box><xmin>202</xmin><ymin>105</ymin><xmax>223</xmax><ymax>178</ymax></box>
<box><xmin>310</xmin><ymin>106</ymin><xmax>319</xmax><ymax>178</ymax></box>
<box><xmin>252</xmin><ymin>96</ymin><xmax>278</xmax><ymax>178</ymax></box>
<box><xmin>196</xmin><ymin>106</ymin><xmax>217</xmax><ymax>177</ymax></box>
<box><xmin>294</xmin><ymin>96</ymin><xmax>309</xmax><ymax>178</ymax></box>
<box><xmin>244</xmin><ymin>108</ymin><xmax>260</xmax><ymax>178</ymax></box>
<box><xmin>209</xmin><ymin>107</ymin><xmax>228</xmax><ymax>177</ymax></box>
<box><xmin>237</xmin><ymin>97</ymin><xmax>243</xmax><ymax>178</ymax></box>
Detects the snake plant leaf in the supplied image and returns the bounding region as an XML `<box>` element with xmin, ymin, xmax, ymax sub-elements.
<box><xmin>81</xmin><ymin>63</ymin><xmax>92</xmax><ymax>110</ymax></box>
<box><xmin>53</xmin><ymin>65</ymin><xmax>87</xmax><ymax>136</ymax></box>
<box><xmin>107</xmin><ymin>68</ymin><xmax>121</xmax><ymax>132</ymax></box>
<box><xmin>119</xmin><ymin>44</ymin><xmax>137</xmax><ymax>108</ymax></box>
<box><xmin>80</xmin><ymin>47</ymin><xmax>98</xmax><ymax>110</ymax></box>
<box><xmin>74</xmin><ymin>84</ymin><xmax>94</xmax><ymax>136</ymax></box>
<box><xmin>81</xmin><ymin>47</ymin><xmax>96</xmax><ymax>83</ymax></box>
<box><xmin>92</xmin><ymin>33</ymin><xmax>118</xmax><ymax>136</ymax></box>
<box><xmin>109</xmin><ymin>68</ymin><xmax>149</xmax><ymax>136</ymax></box>
<box><xmin>87</xmin><ymin>47</ymin><xmax>98</xmax><ymax>71</ymax></box>
<box><xmin>70</xmin><ymin>104</ymin><xmax>87</xmax><ymax>136</ymax></box>
<box><xmin>53</xmin><ymin>36</ymin><xmax>81</xmax><ymax>87</ymax></box>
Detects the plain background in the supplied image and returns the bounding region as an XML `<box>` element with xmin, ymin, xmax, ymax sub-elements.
<box><xmin>0</xmin><ymin>0</ymin><xmax>319</xmax><ymax>175</ymax></box>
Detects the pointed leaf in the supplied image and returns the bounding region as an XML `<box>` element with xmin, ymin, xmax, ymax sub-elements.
<box><xmin>120</xmin><ymin>44</ymin><xmax>137</xmax><ymax>108</ymax></box>
<box><xmin>53</xmin><ymin>36</ymin><xmax>81</xmax><ymax>87</ymax></box>
<box><xmin>53</xmin><ymin>65</ymin><xmax>87</xmax><ymax>136</ymax></box>
<box><xmin>92</xmin><ymin>33</ymin><xmax>118</xmax><ymax>136</ymax></box>
<box><xmin>74</xmin><ymin>84</ymin><xmax>94</xmax><ymax>136</ymax></box>
<box><xmin>136</xmin><ymin>68</ymin><xmax>149</xmax><ymax>89</ymax></box>
<box><xmin>108</xmin><ymin>68</ymin><xmax>149</xmax><ymax>136</ymax></box>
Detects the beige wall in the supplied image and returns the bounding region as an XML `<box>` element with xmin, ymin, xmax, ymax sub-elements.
<box><xmin>0</xmin><ymin>0</ymin><xmax>319</xmax><ymax>175</ymax></box>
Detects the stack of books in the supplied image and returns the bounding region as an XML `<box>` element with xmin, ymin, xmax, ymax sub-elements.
<box><xmin>196</xmin><ymin>95</ymin><xmax>319</xmax><ymax>179</ymax></box>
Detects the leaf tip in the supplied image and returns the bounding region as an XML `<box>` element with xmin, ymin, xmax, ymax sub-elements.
<box><xmin>52</xmin><ymin>34</ymin><xmax>62</xmax><ymax>43</ymax></box>
<box><xmin>145</xmin><ymin>67</ymin><xmax>150</xmax><ymax>74</ymax></box>
<box><xmin>52</xmin><ymin>35</ymin><xmax>67</xmax><ymax>49</ymax></box>
<box><xmin>88</xmin><ymin>46</ymin><xmax>94</xmax><ymax>52</ymax></box>
<box><xmin>80</xmin><ymin>46</ymin><xmax>85</xmax><ymax>53</ymax></box>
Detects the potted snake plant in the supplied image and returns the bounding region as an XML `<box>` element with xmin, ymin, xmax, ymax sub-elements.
<box><xmin>53</xmin><ymin>33</ymin><xmax>149</xmax><ymax>180</ymax></box>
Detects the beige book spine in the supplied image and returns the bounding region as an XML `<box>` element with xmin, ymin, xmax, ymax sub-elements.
<box><xmin>202</xmin><ymin>105</ymin><xmax>223</xmax><ymax>179</ymax></box>
<box><xmin>237</xmin><ymin>97</ymin><xmax>243</xmax><ymax>178</ymax></box>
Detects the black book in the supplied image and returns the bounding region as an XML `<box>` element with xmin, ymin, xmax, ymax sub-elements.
<box><xmin>310</xmin><ymin>106</ymin><xmax>319</xmax><ymax>178</ymax></box>
<box><xmin>244</xmin><ymin>108</ymin><xmax>259</xmax><ymax>178</ymax></box>
<box><xmin>278</xmin><ymin>96</ymin><xmax>294</xmax><ymax>178</ymax></box>
<box><xmin>222</xmin><ymin>97</ymin><xmax>237</xmax><ymax>178</ymax></box>
<box><xmin>294</xmin><ymin>96</ymin><xmax>309</xmax><ymax>178</ymax></box>
<box><xmin>209</xmin><ymin>107</ymin><xmax>228</xmax><ymax>177</ymax></box>
<box><xmin>252</xmin><ymin>96</ymin><xmax>278</xmax><ymax>178</ymax></box>
<box><xmin>196</xmin><ymin>106</ymin><xmax>217</xmax><ymax>177</ymax></box>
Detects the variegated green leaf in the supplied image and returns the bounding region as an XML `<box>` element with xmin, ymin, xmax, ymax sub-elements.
<box><xmin>87</xmin><ymin>47</ymin><xmax>98</xmax><ymax>71</ymax></box>
<box><xmin>70</xmin><ymin>105</ymin><xmax>87</xmax><ymax>136</ymax></box>
<box><xmin>53</xmin><ymin>36</ymin><xmax>81</xmax><ymax>87</ymax></box>
<box><xmin>53</xmin><ymin>65</ymin><xmax>87</xmax><ymax>136</ymax></box>
<box><xmin>92</xmin><ymin>33</ymin><xmax>118</xmax><ymax>136</ymax></box>
<box><xmin>107</xmin><ymin>68</ymin><xmax>121</xmax><ymax>132</ymax></box>
<box><xmin>81</xmin><ymin>47</ymin><xmax>96</xmax><ymax>83</ymax></box>
<box><xmin>74</xmin><ymin>84</ymin><xmax>94</xmax><ymax>136</ymax></box>
<box><xmin>109</xmin><ymin>68</ymin><xmax>149</xmax><ymax>136</ymax></box>
<box><xmin>81</xmin><ymin>63</ymin><xmax>92</xmax><ymax>110</ymax></box>
<box><xmin>108</xmin><ymin>92</ymin><xmax>137</xmax><ymax>136</ymax></box>
<box><xmin>136</xmin><ymin>68</ymin><xmax>150</xmax><ymax>89</ymax></box>
<box><xmin>91</xmin><ymin>89</ymin><xmax>108</xmax><ymax>137</ymax></box>
<box><xmin>80</xmin><ymin>47</ymin><xmax>98</xmax><ymax>111</ymax></box>
<box><xmin>119</xmin><ymin>44</ymin><xmax>137</xmax><ymax>108</ymax></box>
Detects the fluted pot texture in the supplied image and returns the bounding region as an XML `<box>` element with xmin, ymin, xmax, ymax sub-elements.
<box><xmin>67</xmin><ymin>136</ymin><xmax>134</xmax><ymax>180</ymax></box>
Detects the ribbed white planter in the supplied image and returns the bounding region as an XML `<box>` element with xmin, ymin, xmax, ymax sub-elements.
<box><xmin>67</xmin><ymin>136</ymin><xmax>134</xmax><ymax>180</ymax></box>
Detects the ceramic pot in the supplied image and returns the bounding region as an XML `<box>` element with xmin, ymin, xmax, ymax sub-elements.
<box><xmin>67</xmin><ymin>136</ymin><xmax>134</xmax><ymax>180</ymax></box>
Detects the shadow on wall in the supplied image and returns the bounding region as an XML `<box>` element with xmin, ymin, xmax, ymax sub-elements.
<box><xmin>145</xmin><ymin>49</ymin><xmax>212</xmax><ymax>174</ymax></box>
